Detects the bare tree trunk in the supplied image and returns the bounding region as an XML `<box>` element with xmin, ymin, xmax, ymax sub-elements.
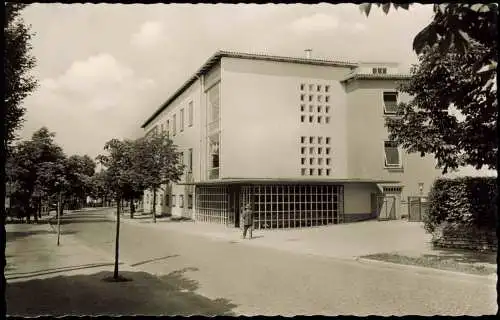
<box><xmin>113</xmin><ymin>196</ymin><xmax>121</xmax><ymax>280</ymax></box>
<box><xmin>152</xmin><ymin>189</ymin><xmax>157</xmax><ymax>223</ymax></box>
<box><xmin>130</xmin><ymin>199</ymin><xmax>135</xmax><ymax>219</ymax></box>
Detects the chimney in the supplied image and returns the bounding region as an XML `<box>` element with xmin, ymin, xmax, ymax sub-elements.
<box><xmin>304</xmin><ymin>49</ymin><xmax>312</xmax><ymax>59</ymax></box>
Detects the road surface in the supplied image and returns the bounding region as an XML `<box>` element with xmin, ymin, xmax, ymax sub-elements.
<box><xmin>6</xmin><ymin>208</ymin><xmax>497</xmax><ymax>316</ymax></box>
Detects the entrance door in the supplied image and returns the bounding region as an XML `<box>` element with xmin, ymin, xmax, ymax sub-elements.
<box><xmin>377</xmin><ymin>195</ymin><xmax>396</xmax><ymax>220</ymax></box>
<box><xmin>228</xmin><ymin>185</ymin><xmax>241</xmax><ymax>228</ymax></box>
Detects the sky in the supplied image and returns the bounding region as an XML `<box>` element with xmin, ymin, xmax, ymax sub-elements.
<box><xmin>19</xmin><ymin>3</ymin><xmax>495</xmax><ymax>177</ymax></box>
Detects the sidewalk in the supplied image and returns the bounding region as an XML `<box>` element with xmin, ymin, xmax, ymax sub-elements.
<box><xmin>118</xmin><ymin>211</ymin><xmax>497</xmax><ymax>279</ymax></box>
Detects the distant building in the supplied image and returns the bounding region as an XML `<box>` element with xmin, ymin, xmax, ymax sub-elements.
<box><xmin>141</xmin><ymin>50</ymin><xmax>441</xmax><ymax>229</ymax></box>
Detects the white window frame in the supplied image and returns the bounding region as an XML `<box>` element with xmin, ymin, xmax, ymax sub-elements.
<box><xmin>383</xmin><ymin>91</ymin><xmax>399</xmax><ymax>115</ymax></box>
<box><xmin>173</xmin><ymin>114</ymin><xmax>177</xmax><ymax>135</ymax></box>
<box><xmin>188</xmin><ymin>101</ymin><xmax>194</xmax><ymax>127</ymax></box>
<box><xmin>384</xmin><ymin>140</ymin><xmax>402</xmax><ymax>168</ymax></box>
<box><xmin>180</xmin><ymin>108</ymin><xmax>185</xmax><ymax>132</ymax></box>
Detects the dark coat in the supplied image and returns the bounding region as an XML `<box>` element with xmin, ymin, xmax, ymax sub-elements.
<box><xmin>242</xmin><ymin>208</ymin><xmax>254</xmax><ymax>226</ymax></box>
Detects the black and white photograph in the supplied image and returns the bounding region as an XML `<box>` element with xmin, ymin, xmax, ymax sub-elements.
<box><xmin>3</xmin><ymin>2</ymin><xmax>498</xmax><ymax>317</ymax></box>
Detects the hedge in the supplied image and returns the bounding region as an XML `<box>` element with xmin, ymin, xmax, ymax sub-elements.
<box><xmin>424</xmin><ymin>176</ymin><xmax>497</xmax><ymax>234</ymax></box>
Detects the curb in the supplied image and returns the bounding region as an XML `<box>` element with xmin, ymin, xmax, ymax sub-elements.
<box><xmin>355</xmin><ymin>257</ymin><xmax>497</xmax><ymax>281</ymax></box>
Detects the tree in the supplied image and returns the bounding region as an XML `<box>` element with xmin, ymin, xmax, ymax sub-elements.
<box><xmin>97</xmin><ymin>138</ymin><xmax>138</xmax><ymax>280</ymax></box>
<box><xmin>7</xmin><ymin>127</ymin><xmax>66</xmax><ymax>222</ymax></box>
<box><xmin>4</xmin><ymin>3</ymin><xmax>38</xmax><ymax>152</ymax></box>
<box><xmin>64</xmin><ymin>155</ymin><xmax>96</xmax><ymax>210</ymax></box>
<box><xmin>386</xmin><ymin>44</ymin><xmax>497</xmax><ymax>173</ymax></box>
<box><xmin>133</xmin><ymin>131</ymin><xmax>184</xmax><ymax>223</ymax></box>
<box><xmin>3</xmin><ymin>4</ymin><xmax>37</xmax><ymax>310</ymax></box>
<box><xmin>360</xmin><ymin>3</ymin><xmax>498</xmax><ymax>173</ymax></box>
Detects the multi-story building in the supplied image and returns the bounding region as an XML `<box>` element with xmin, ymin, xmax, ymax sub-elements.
<box><xmin>141</xmin><ymin>50</ymin><xmax>441</xmax><ymax>229</ymax></box>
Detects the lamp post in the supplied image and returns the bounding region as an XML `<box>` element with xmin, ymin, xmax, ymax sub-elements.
<box><xmin>55</xmin><ymin>180</ymin><xmax>62</xmax><ymax>246</ymax></box>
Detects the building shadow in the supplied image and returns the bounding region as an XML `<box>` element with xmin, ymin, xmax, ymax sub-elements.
<box><xmin>6</xmin><ymin>268</ymin><xmax>238</xmax><ymax>316</ymax></box>
<box><xmin>5</xmin><ymin>262</ymin><xmax>122</xmax><ymax>280</ymax></box>
<box><xmin>130</xmin><ymin>255</ymin><xmax>180</xmax><ymax>267</ymax></box>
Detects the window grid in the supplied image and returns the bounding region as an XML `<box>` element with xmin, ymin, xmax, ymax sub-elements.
<box><xmin>300</xmin><ymin>136</ymin><xmax>333</xmax><ymax>176</ymax></box>
<box><xmin>300</xmin><ymin>83</ymin><xmax>331</xmax><ymax>124</ymax></box>
<box><xmin>195</xmin><ymin>186</ymin><xmax>230</xmax><ymax>225</ymax></box>
<box><xmin>241</xmin><ymin>184</ymin><xmax>343</xmax><ymax>229</ymax></box>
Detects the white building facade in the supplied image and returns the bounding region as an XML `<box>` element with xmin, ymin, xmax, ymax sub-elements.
<box><xmin>141</xmin><ymin>51</ymin><xmax>441</xmax><ymax>229</ymax></box>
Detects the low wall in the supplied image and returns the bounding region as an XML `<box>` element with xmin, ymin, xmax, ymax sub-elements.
<box><xmin>432</xmin><ymin>224</ymin><xmax>497</xmax><ymax>252</ymax></box>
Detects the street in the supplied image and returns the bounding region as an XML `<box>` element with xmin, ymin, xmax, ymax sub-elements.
<box><xmin>6</xmin><ymin>208</ymin><xmax>497</xmax><ymax>316</ymax></box>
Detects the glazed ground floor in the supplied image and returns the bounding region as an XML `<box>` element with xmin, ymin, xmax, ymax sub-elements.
<box><xmin>142</xmin><ymin>180</ymin><xmax>426</xmax><ymax>229</ymax></box>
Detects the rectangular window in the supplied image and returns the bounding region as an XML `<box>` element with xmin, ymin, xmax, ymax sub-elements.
<box><xmin>325</xmin><ymin>85</ymin><xmax>330</xmax><ymax>93</ymax></box>
<box><xmin>301</xmin><ymin>115</ymin><xmax>305</xmax><ymax>122</ymax></box>
<box><xmin>384</xmin><ymin>141</ymin><xmax>401</xmax><ymax>167</ymax></box>
<box><xmin>318</xmin><ymin>158</ymin><xmax>323</xmax><ymax>165</ymax></box>
<box><xmin>318</xmin><ymin>147</ymin><xmax>322</xmax><ymax>155</ymax></box>
<box><xmin>188</xmin><ymin>101</ymin><xmax>194</xmax><ymax>127</ymax></box>
<box><xmin>309</xmin><ymin>105</ymin><xmax>313</xmax><ymax>112</ymax></box>
<box><xmin>188</xmin><ymin>148</ymin><xmax>193</xmax><ymax>173</ymax></box>
<box><xmin>309</xmin><ymin>158</ymin><xmax>314</xmax><ymax>165</ymax></box>
<box><xmin>300</xmin><ymin>94</ymin><xmax>305</xmax><ymax>101</ymax></box>
<box><xmin>326</xmin><ymin>147</ymin><xmax>331</xmax><ymax>155</ymax></box>
<box><xmin>166</xmin><ymin>120</ymin><xmax>170</xmax><ymax>136</ymax></box>
<box><xmin>326</xmin><ymin>137</ymin><xmax>331</xmax><ymax>144</ymax></box>
<box><xmin>300</xmin><ymin>104</ymin><xmax>305</xmax><ymax>112</ymax></box>
<box><xmin>383</xmin><ymin>92</ymin><xmax>398</xmax><ymax>114</ymax></box>
<box><xmin>317</xmin><ymin>106</ymin><xmax>322</xmax><ymax>113</ymax></box>
<box><xmin>309</xmin><ymin>168</ymin><xmax>314</xmax><ymax>176</ymax></box>
<box><xmin>309</xmin><ymin>136</ymin><xmax>314</xmax><ymax>144</ymax></box>
<box><xmin>179</xmin><ymin>195</ymin><xmax>184</xmax><ymax>208</ymax></box>
<box><xmin>301</xmin><ymin>158</ymin><xmax>306</xmax><ymax>165</ymax></box>
<box><xmin>325</xmin><ymin>106</ymin><xmax>330</xmax><ymax>113</ymax></box>
<box><xmin>173</xmin><ymin>114</ymin><xmax>177</xmax><ymax>135</ymax></box>
<box><xmin>378</xmin><ymin>67</ymin><xmax>387</xmax><ymax>74</ymax></box>
<box><xmin>372</xmin><ymin>67</ymin><xmax>378</xmax><ymax>74</ymax></box>
<box><xmin>309</xmin><ymin>84</ymin><xmax>314</xmax><ymax>91</ymax></box>
<box><xmin>318</xmin><ymin>137</ymin><xmax>323</xmax><ymax>144</ymax></box>
<box><xmin>301</xmin><ymin>147</ymin><xmax>306</xmax><ymax>154</ymax></box>
<box><xmin>300</xmin><ymin>84</ymin><xmax>305</xmax><ymax>91</ymax></box>
<box><xmin>188</xmin><ymin>194</ymin><xmax>193</xmax><ymax>209</ymax></box>
<box><xmin>301</xmin><ymin>168</ymin><xmax>306</xmax><ymax>176</ymax></box>
<box><xmin>309</xmin><ymin>95</ymin><xmax>313</xmax><ymax>102</ymax></box>
<box><xmin>309</xmin><ymin>115</ymin><xmax>313</xmax><ymax>123</ymax></box>
<box><xmin>325</xmin><ymin>117</ymin><xmax>330</xmax><ymax>124</ymax></box>
<box><xmin>317</xmin><ymin>95</ymin><xmax>322</xmax><ymax>103</ymax></box>
<box><xmin>165</xmin><ymin>193</ymin><xmax>170</xmax><ymax>206</ymax></box>
<box><xmin>325</xmin><ymin>96</ymin><xmax>330</xmax><ymax>103</ymax></box>
<box><xmin>318</xmin><ymin>116</ymin><xmax>322</xmax><ymax>124</ymax></box>
<box><xmin>161</xmin><ymin>123</ymin><xmax>164</xmax><ymax>132</ymax></box>
<box><xmin>317</xmin><ymin>85</ymin><xmax>322</xmax><ymax>92</ymax></box>
<box><xmin>180</xmin><ymin>108</ymin><xmax>185</xmax><ymax>132</ymax></box>
<box><xmin>172</xmin><ymin>195</ymin><xmax>176</xmax><ymax>207</ymax></box>
<box><xmin>309</xmin><ymin>147</ymin><xmax>314</xmax><ymax>154</ymax></box>
<box><xmin>301</xmin><ymin>136</ymin><xmax>306</xmax><ymax>143</ymax></box>
<box><xmin>326</xmin><ymin>158</ymin><xmax>331</xmax><ymax>165</ymax></box>
<box><xmin>318</xmin><ymin>169</ymin><xmax>322</xmax><ymax>176</ymax></box>
<box><xmin>326</xmin><ymin>169</ymin><xmax>331</xmax><ymax>176</ymax></box>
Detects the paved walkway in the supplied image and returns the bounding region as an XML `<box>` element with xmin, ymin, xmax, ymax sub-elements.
<box><xmin>118</xmin><ymin>211</ymin><xmax>434</xmax><ymax>260</ymax></box>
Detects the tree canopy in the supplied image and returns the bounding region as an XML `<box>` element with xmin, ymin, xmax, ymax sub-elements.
<box><xmin>360</xmin><ymin>3</ymin><xmax>498</xmax><ymax>173</ymax></box>
<box><xmin>4</xmin><ymin>3</ymin><xmax>38</xmax><ymax>151</ymax></box>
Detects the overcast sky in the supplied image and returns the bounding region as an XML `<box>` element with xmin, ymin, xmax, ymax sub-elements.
<box><xmin>18</xmin><ymin>3</ymin><xmax>494</xmax><ymax>176</ymax></box>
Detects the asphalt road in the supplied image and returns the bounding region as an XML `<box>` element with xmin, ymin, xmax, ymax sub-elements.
<box><xmin>8</xmin><ymin>209</ymin><xmax>498</xmax><ymax>316</ymax></box>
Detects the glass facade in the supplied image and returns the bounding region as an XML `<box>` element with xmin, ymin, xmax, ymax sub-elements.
<box><xmin>195</xmin><ymin>184</ymin><xmax>344</xmax><ymax>229</ymax></box>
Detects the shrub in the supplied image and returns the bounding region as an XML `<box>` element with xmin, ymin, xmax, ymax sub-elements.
<box><xmin>424</xmin><ymin>176</ymin><xmax>497</xmax><ymax>233</ymax></box>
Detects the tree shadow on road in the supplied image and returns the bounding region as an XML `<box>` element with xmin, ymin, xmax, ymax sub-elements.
<box><xmin>6</xmin><ymin>229</ymin><xmax>77</xmax><ymax>242</ymax></box>
<box><xmin>6</xmin><ymin>262</ymin><xmax>123</xmax><ymax>280</ymax></box>
<box><xmin>6</xmin><ymin>267</ymin><xmax>238</xmax><ymax>316</ymax></box>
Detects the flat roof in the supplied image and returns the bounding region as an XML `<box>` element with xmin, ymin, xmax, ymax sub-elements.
<box><xmin>178</xmin><ymin>178</ymin><xmax>401</xmax><ymax>186</ymax></box>
<box><xmin>141</xmin><ymin>50</ymin><xmax>359</xmax><ymax>129</ymax></box>
<box><xmin>341</xmin><ymin>73</ymin><xmax>411</xmax><ymax>83</ymax></box>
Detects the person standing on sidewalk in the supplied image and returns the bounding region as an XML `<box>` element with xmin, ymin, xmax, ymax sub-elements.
<box><xmin>241</xmin><ymin>202</ymin><xmax>254</xmax><ymax>239</ymax></box>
